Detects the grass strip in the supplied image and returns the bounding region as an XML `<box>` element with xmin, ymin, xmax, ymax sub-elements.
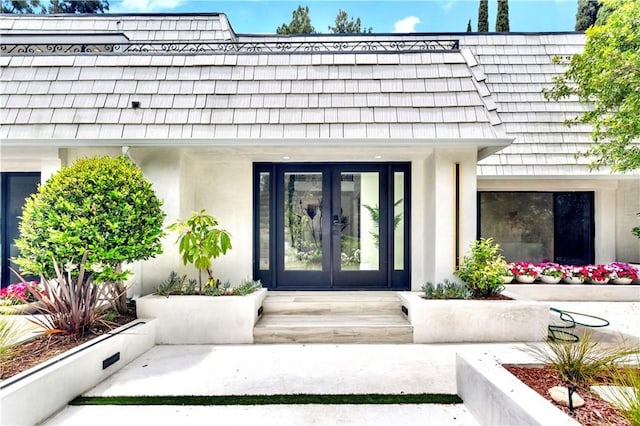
<box><xmin>71</xmin><ymin>393</ymin><xmax>462</xmax><ymax>406</ymax></box>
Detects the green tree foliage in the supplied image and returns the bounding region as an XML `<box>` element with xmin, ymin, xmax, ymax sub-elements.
<box><xmin>466</xmin><ymin>19</ymin><xmax>472</xmax><ymax>32</ymax></box>
<box><xmin>1</xmin><ymin>0</ymin><xmax>45</xmax><ymax>13</ymax></box>
<box><xmin>478</xmin><ymin>0</ymin><xmax>489</xmax><ymax>32</ymax></box>
<box><xmin>496</xmin><ymin>0</ymin><xmax>510</xmax><ymax>32</ymax></box>
<box><xmin>575</xmin><ymin>0</ymin><xmax>601</xmax><ymax>30</ymax></box>
<box><xmin>545</xmin><ymin>0</ymin><xmax>640</xmax><ymax>173</ymax></box>
<box><xmin>15</xmin><ymin>156</ymin><xmax>165</xmax><ymax>310</ymax></box>
<box><xmin>328</xmin><ymin>9</ymin><xmax>371</xmax><ymax>33</ymax></box>
<box><xmin>48</xmin><ymin>0</ymin><xmax>109</xmax><ymax>13</ymax></box>
<box><xmin>276</xmin><ymin>5</ymin><xmax>315</xmax><ymax>35</ymax></box>
<box><xmin>168</xmin><ymin>210</ymin><xmax>232</xmax><ymax>293</ymax></box>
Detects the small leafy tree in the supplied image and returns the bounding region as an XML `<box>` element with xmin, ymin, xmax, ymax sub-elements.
<box><xmin>455</xmin><ymin>238</ymin><xmax>507</xmax><ymax>298</ymax></box>
<box><xmin>545</xmin><ymin>0</ymin><xmax>640</xmax><ymax>173</ymax></box>
<box><xmin>168</xmin><ymin>210</ymin><xmax>232</xmax><ymax>293</ymax></box>
<box><xmin>15</xmin><ymin>156</ymin><xmax>165</xmax><ymax>313</ymax></box>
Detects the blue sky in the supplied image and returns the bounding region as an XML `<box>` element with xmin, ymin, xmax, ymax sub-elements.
<box><xmin>109</xmin><ymin>0</ymin><xmax>579</xmax><ymax>34</ymax></box>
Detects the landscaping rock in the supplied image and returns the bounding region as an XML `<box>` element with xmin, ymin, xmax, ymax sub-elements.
<box><xmin>549</xmin><ymin>386</ymin><xmax>585</xmax><ymax>408</ymax></box>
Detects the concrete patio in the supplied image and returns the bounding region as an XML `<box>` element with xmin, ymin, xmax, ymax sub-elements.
<box><xmin>30</xmin><ymin>301</ymin><xmax>640</xmax><ymax>425</ymax></box>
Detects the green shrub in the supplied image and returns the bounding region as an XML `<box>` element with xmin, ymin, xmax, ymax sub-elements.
<box><xmin>15</xmin><ymin>156</ymin><xmax>165</xmax><ymax>313</ymax></box>
<box><xmin>455</xmin><ymin>238</ymin><xmax>507</xmax><ymax>298</ymax></box>
<box><xmin>421</xmin><ymin>280</ymin><xmax>471</xmax><ymax>300</ymax></box>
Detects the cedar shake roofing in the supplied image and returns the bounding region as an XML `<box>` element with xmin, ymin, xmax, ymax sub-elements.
<box><xmin>0</xmin><ymin>14</ymin><xmax>620</xmax><ymax>176</ymax></box>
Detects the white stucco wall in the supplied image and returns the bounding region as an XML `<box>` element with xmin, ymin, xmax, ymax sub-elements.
<box><xmin>419</xmin><ymin>148</ymin><xmax>478</xmax><ymax>289</ymax></box>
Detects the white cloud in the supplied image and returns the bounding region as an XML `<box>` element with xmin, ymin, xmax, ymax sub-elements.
<box><xmin>393</xmin><ymin>16</ymin><xmax>421</xmax><ymax>33</ymax></box>
<box><xmin>115</xmin><ymin>0</ymin><xmax>185</xmax><ymax>12</ymax></box>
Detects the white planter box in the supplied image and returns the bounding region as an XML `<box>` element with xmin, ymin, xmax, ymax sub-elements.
<box><xmin>0</xmin><ymin>319</ymin><xmax>156</xmax><ymax>426</ymax></box>
<box><xmin>505</xmin><ymin>284</ymin><xmax>640</xmax><ymax>301</ymax></box>
<box><xmin>457</xmin><ymin>352</ymin><xmax>580</xmax><ymax>425</ymax></box>
<box><xmin>136</xmin><ymin>288</ymin><xmax>267</xmax><ymax>344</ymax></box>
<box><xmin>398</xmin><ymin>292</ymin><xmax>549</xmax><ymax>343</ymax></box>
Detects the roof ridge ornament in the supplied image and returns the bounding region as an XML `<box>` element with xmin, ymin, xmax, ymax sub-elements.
<box><xmin>0</xmin><ymin>38</ymin><xmax>460</xmax><ymax>56</ymax></box>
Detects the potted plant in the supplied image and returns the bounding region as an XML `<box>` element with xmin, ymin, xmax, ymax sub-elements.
<box><xmin>607</xmin><ymin>262</ymin><xmax>638</xmax><ymax>285</ymax></box>
<box><xmin>509</xmin><ymin>261</ymin><xmax>540</xmax><ymax>283</ymax></box>
<box><xmin>585</xmin><ymin>264</ymin><xmax>611</xmax><ymax>284</ymax></box>
<box><xmin>538</xmin><ymin>262</ymin><xmax>564</xmax><ymax>284</ymax></box>
<box><xmin>561</xmin><ymin>265</ymin><xmax>587</xmax><ymax>284</ymax></box>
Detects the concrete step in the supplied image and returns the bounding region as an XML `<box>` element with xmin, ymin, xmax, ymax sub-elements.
<box><xmin>261</xmin><ymin>291</ymin><xmax>404</xmax><ymax>315</ymax></box>
<box><xmin>254</xmin><ymin>291</ymin><xmax>413</xmax><ymax>344</ymax></box>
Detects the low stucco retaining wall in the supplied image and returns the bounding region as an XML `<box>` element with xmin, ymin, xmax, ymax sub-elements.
<box><xmin>0</xmin><ymin>319</ymin><xmax>156</xmax><ymax>426</ymax></box>
<box><xmin>398</xmin><ymin>292</ymin><xmax>549</xmax><ymax>343</ymax></box>
<box><xmin>456</xmin><ymin>352</ymin><xmax>580</xmax><ymax>426</ymax></box>
<box><xmin>505</xmin><ymin>284</ymin><xmax>640</xmax><ymax>301</ymax></box>
<box><xmin>136</xmin><ymin>288</ymin><xmax>267</xmax><ymax>344</ymax></box>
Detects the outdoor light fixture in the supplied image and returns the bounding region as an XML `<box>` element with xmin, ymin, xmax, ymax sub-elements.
<box><xmin>131</xmin><ymin>101</ymin><xmax>141</xmax><ymax>109</ymax></box>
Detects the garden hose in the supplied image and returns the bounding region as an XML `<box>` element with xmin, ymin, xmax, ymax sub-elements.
<box><xmin>548</xmin><ymin>307</ymin><xmax>610</xmax><ymax>342</ymax></box>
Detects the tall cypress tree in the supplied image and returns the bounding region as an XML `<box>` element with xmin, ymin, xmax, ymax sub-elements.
<box><xmin>478</xmin><ymin>0</ymin><xmax>489</xmax><ymax>32</ymax></box>
<box><xmin>466</xmin><ymin>19</ymin><xmax>472</xmax><ymax>32</ymax></box>
<box><xmin>575</xmin><ymin>0</ymin><xmax>601</xmax><ymax>30</ymax></box>
<box><xmin>496</xmin><ymin>0</ymin><xmax>510</xmax><ymax>32</ymax></box>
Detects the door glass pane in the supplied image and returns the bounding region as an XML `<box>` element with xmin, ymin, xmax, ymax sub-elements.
<box><xmin>393</xmin><ymin>172</ymin><xmax>405</xmax><ymax>270</ymax></box>
<box><xmin>479</xmin><ymin>192</ymin><xmax>554</xmax><ymax>263</ymax></box>
<box><xmin>3</xmin><ymin>174</ymin><xmax>40</xmax><ymax>287</ymax></box>
<box><xmin>284</xmin><ymin>172</ymin><xmax>323</xmax><ymax>271</ymax></box>
<box><xmin>258</xmin><ymin>172</ymin><xmax>270</xmax><ymax>270</ymax></box>
<box><xmin>341</xmin><ymin>172</ymin><xmax>379</xmax><ymax>271</ymax></box>
<box><xmin>555</xmin><ymin>193</ymin><xmax>593</xmax><ymax>265</ymax></box>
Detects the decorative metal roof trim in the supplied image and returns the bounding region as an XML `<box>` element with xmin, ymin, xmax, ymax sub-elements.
<box><xmin>0</xmin><ymin>39</ymin><xmax>459</xmax><ymax>56</ymax></box>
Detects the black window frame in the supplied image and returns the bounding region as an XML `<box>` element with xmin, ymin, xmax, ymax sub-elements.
<box><xmin>477</xmin><ymin>191</ymin><xmax>595</xmax><ymax>265</ymax></box>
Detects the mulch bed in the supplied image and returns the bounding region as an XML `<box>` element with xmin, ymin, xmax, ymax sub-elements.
<box><xmin>504</xmin><ymin>364</ymin><xmax>629</xmax><ymax>426</ymax></box>
<box><xmin>1</xmin><ymin>310</ymin><xmax>136</xmax><ymax>380</ymax></box>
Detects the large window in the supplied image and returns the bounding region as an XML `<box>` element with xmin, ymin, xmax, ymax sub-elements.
<box><xmin>1</xmin><ymin>173</ymin><xmax>40</xmax><ymax>288</ymax></box>
<box><xmin>478</xmin><ymin>192</ymin><xmax>594</xmax><ymax>265</ymax></box>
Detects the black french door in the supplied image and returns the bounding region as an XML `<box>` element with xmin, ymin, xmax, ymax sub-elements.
<box><xmin>1</xmin><ymin>172</ymin><xmax>40</xmax><ymax>288</ymax></box>
<box><xmin>254</xmin><ymin>163</ymin><xmax>410</xmax><ymax>290</ymax></box>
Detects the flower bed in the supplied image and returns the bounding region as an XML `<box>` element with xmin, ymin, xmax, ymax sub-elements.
<box><xmin>0</xmin><ymin>281</ymin><xmax>42</xmax><ymax>313</ymax></box>
<box><xmin>506</xmin><ymin>262</ymin><xmax>639</xmax><ymax>285</ymax></box>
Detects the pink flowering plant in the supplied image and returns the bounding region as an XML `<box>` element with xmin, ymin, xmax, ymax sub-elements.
<box><xmin>607</xmin><ymin>262</ymin><xmax>639</xmax><ymax>280</ymax></box>
<box><xmin>560</xmin><ymin>265</ymin><xmax>589</xmax><ymax>281</ymax></box>
<box><xmin>0</xmin><ymin>281</ymin><xmax>41</xmax><ymax>306</ymax></box>
<box><xmin>584</xmin><ymin>264</ymin><xmax>612</xmax><ymax>282</ymax></box>
<box><xmin>539</xmin><ymin>262</ymin><xmax>565</xmax><ymax>279</ymax></box>
<box><xmin>509</xmin><ymin>261</ymin><xmax>541</xmax><ymax>278</ymax></box>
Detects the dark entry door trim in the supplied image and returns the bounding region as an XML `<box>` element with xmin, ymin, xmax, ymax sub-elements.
<box><xmin>253</xmin><ymin>162</ymin><xmax>410</xmax><ymax>291</ymax></box>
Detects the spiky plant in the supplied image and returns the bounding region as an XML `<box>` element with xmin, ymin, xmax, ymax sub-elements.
<box><xmin>523</xmin><ymin>331</ymin><xmax>640</xmax><ymax>385</ymax></box>
<box><xmin>17</xmin><ymin>252</ymin><xmax>110</xmax><ymax>335</ymax></box>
